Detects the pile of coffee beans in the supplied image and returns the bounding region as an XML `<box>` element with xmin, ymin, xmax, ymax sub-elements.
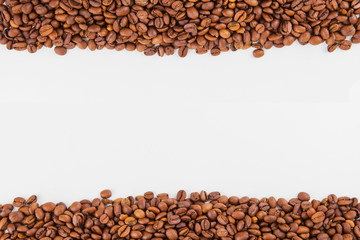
<box><xmin>1</xmin><ymin>0</ymin><xmax>360</xmax><ymax>57</ymax></box>
<box><xmin>1</xmin><ymin>190</ymin><xmax>360</xmax><ymax>240</ymax></box>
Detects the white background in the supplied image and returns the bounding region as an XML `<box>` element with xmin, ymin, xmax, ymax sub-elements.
<box><xmin>0</xmin><ymin>43</ymin><xmax>359</xmax><ymax>205</ymax></box>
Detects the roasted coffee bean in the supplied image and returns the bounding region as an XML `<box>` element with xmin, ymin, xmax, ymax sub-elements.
<box><xmin>339</xmin><ymin>40</ymin><xmax>352</xmax><ymax>50</ymax></box>
<box><xmin>166</xmin><ymin>229</ymin><xmax>178</xmax><ymax>240</ymax></box>
<box><xmin>176</xmin><ymin>190</ymin><xmax>187</xmax><ymax>201</ymax></box>
<box><xmin>41</xmin><ymin>202</ymin><xmax>56</xmax><ymax>212</ymax></box>
<box><xmin>39</xmin><ymin>25</ymin><xmax>53</xmax><ymax>36</ymax></box>
<box><xmin>340</xmin><ymin>25</ymin><xmax>356</xmax><ymax>37</ymax></box>
<box><xmin>178</xmin><ymin>46</ymin><xmax>188</xmax><ymax>57</ymax></box>
<box><xmin>298</xmin><ymin>192</ymin><xmax>310</xmax><ymax>201</ymax></box>
<box><xmin>311</xmin><ymin>212</ymin><xmax>325</xmax><ymax>223</ymax></box>
<box><xmin>9</xmin><ymin>211</ymin><xmax>24</xmax><ymax>222</ymax></box>
<box><xmin>253</xmin><ymin>49</ymin><xmax>264</xmax><ymax>58</ymax></box>
<box><xmin>13</xmin><ymin>197</ymin><xmax>26</xmax><ymax>207</ymax></box>
<box><xmin>100</xmin><ymin>190</ymin><xmax>112</xmax><ymax>199</ymax></box>
<box><xmin>54</xmin><ymin>46</ymin><xmax>67</xmax><ymax>55</ymax></box>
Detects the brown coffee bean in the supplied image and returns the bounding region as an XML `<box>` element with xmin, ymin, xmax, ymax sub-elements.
<box><xmin>235</xmin><ymin>231</ymin><xmax>249</xmax><ymax>240</ymax></box>
<box><xmin>253</xmin><ymin>49</ymin><xmax>264</xmax><ymax>58</ymax></box>
<box><xmin>217</xmin><ymin>215</ymin><xmax>229</xmax><ymax>225</ymax></box>
<box><xmin>234</xmin><ymin>10</ymin><xmax>247</xmax><ymax>22</ymax></box>
<box><xmin>13</xmin><ymin>197</ymin><xmax>26</xmax><ymax>207</ymax></box>
<box><xmin>339</xmin><ymin>40</ymin><xmax>352</xmax><ymax>50</ymax></box>
<box><xmin>120</xmin><ymin>28</ymin><xmax>133</xmax><ymax>37</ymax></box>
<box><xmin>88</xmin><ymin>25</ymin><xmax>101</xmax><ymax>32</ymax></box>
<box><xmin>166</xmin><ymin>229</ymin><xmax>178</xmax><ymax>240</ymax></box>
<box><xmin>134</xmin><ymin>209</ymin><xmax>145</xmax><ymax>218</ymax></box>
<box><xmin>327</xmin><ymin>43</ymin><xmax>338</xmax><ymax>52</ymax></box>
<box><xmin>41</xmin><ymin>202</ymin><xmax>56</xmax><ymax>212</ymax></box>
<box><xmin>130</xmin><ymin>230</ymin><xmax>142</xmax><ymax>239</ymax></box>
<box><xmin>125</xmin><ymin>216</ymin><xmax>137</xmax><ymax>226</ymax></box>
<box><xmin>118</xmin><ymin>225</ymin><xmax>130</xmax><ymax>238</ymax></box>
<box><xmin>298</xmin><ymin>192</ymin><xmax>310</xmax><ymax>201</ymax></box>
<box><xmin>176</xmin><ymin>190</ymin><xmax>186</xmax><ymax>201</ymax></box>
<box><xmin>8</xmin><ymin>28</ymin><xmax>21</xmax><ymax>37</ymax></box>
<box><xmin>39</xmin><ymin>25</ymin><xmax>53</xmax><ymax>36</ymax></box>
<box><xmin>220</xmin><ymin>29</ymin><xmax>231</xmax><ymax>39</ymax></box>
<box><xmin>311</xmin><ymin>212</ymin><xmax>325</xmax><ymax>223</ymax></box>
<box><xmin>144</xmin><ymin>47</ymin><xmax>156</xmax><ymax>56</ymax></box>
<box><xmin>341</xmin><ymin>25</ymin><xmax>356</xmax><ymax>36</ymax></box>
<box><xmin>186</xmin><ymin>7</ymin><xmax>199</xmax><ymax>19</ymax></box>
<box><xmin>9</xmin><ymin>211</ymin><xmax>24</xmax><ymax>222</ymax></box>
<box><xmin>264</xmin><ymin>215</ymin><xmax>277</xmax><ymax>223</ymax></box>
<box><xmin>309</xmin><ymin>36</ymin><xmax>323</xmax><ymax>45</ymax></box>
<box><xmin>178</xmin><ymin>46</ymin><xmax>188</xmax><ymax>57</ymax></box>
<box><xmin>100</xmin><ymin>190</ymin><xmax>112</xmax><ymax>199</ymax></box>
<box><xmin>202</xmin><ymin>2</ymin><xmax>214</xmax><ymax>10</ymax></box>
<box><xmin>263</xmin><ymin>233</ymin><xmax>277</xmax><ymax>240</ymax></box>
<box><xmin>217</xmin><ymin>228</ymin><xmax>229</xmax><ymax>237</ymax></box>
<box><xmin>245</xmin><ymin>0</ymin><xmax>258</xmax><ymax>6</ymax></box>
<box><xmin>116</xmin><ymin>6</ymin><xmax>130</xmax><ymax>16</ymax></box>
<box><xmin>209</xmin><ymin>192</ymin><xmax>220</xmax><ymax>200</ymax></box>
<box><xmin>54</xmin><ymin>46</ymin><xmax>67</xmax><ymax>55</ymax></box>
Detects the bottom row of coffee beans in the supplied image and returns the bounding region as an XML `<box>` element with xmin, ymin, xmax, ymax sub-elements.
<box><xmin>1</xmin><ymin>190</ymin><xmax>360</xmax><ymax>240</ymax></box>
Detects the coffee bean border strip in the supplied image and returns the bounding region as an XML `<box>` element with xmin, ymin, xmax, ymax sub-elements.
<box><xmin>1</xmin><ymin>191</ymin><xmax>360</xmax><ymax>240</ymax></box>
<box><xmin>0</xmin><ymin>0</ymin><xmax>360</xmax><ymax>57</ymax></box>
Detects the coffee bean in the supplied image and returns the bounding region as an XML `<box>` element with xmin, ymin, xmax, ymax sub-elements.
<box><xmin>144</xmin><ymin>47</ymin><xmax>156</xmax><ymax>56</ymax></box>
<box><xmin>26</xmin><ymin>195</ymin><xmax>37</xmax><ymax>205</ymax></box>
<box><xmin>235</xmin><ymin>231</ymin><xmax>249</xmax><ymax>240</ymax></box>
<box><xmin>176</xmin><ymin>190</ymin><xmax>186</xmax><ymax>201</ymax></box>
<box><xmin>178</xmin><ymin>46</ymin><xmax>188</xmax><ymax>57</ymax></box>
<box><xmin>72</xmin><ymin>213</ymin><xmax>85</xmax><ymax>226</ymax></box>
<box><xmin>209</xmin><ymin>191</ymin><xmax>221</xmax><ymax>200</ymax></box>
<box><xmin>39</xmin><ymin>25</ymin><xmax>53</xmax><ymax>36</ymax></box>
<box><xmin>41</xmin><ymin>202</ymin><xmax>56</xmax><ymax>212</ymax></box>
<box><xmin>186</xmin><ymin>7</ymin><xmax>198</xmax><ymax>19</ymax></box>
<box><xmin>327</xmin><ymin>43</ymin><xmax>338</xmax><ymax>52</ymax></box>
<box><xmin>120</xmin><ymin>28</ymin><xmax>133</xmax><ymax>37</ymax></box>
<box><xmin>118</xmin><ymin>225</ymin><xmax>130</xmax><ymax>238</ymax></box>
<box><xmin>88</xmin><ymin>25</ymin><xmax>100</xmax><ymax>32</ymax></box>
<box><xmin>311</xmin><ymin>212</ymin><xmax>325</xmax><ymax>223</ymax></box>
<box><xmin>217</xmin><ymin>228</ymin><xmax>229</xmax><ymax>237</ymax></box>
<box><xmin>253</xmin><ymin>49</ymin><xmax>264</xmax><ymax>58</ymax></box>
<box><xmin>309</xmin><ymin>36</ymin><xmax>323</xmax><ymax>45</ymax></box>
<box><xmin>166</xmin><ymin>229</ymin><xmax>178</xmax><ymax>240</ymax></box>
<box><xmin>339</xmin><ymin>40</ymin><xmax>352</xmax><ymax>50</ymax></box>
<box><xmin>202</xmin><ymin>2</ymin><xmax>214</xmax><ymax>10</ymax></box>
<box><xmin>264</xmin><ymin>215</ymin><xmax>277</xmax><ymax>223</ymax></box>
<box><xmin>245</xmin><ymin>0</ymin><xmax>258</xmax><ymax>6</ymax></box>
<box><xmin>9</xmin><ymin>211</ymin><xmax>24</xmax><ymax>222</ymax></box>
<box><xmin>13</xmin><ymin>197</ymin><xmax>26</xmax><ymax>207</ymax></box>
<box><xmin>100</xmin><ymin>189</ymin><xmax>112</xmax><ymax>199</ymax></box>
<box><xmin>54</xmin><ymin>46</ymin><xmax>67</xmax><ymax>55</ymax></box>
<box><xmin>217</xmin><ymin>214</ymin><xmax>229</xmax><ymax>225</ymax></box>
<box><xmin>134</xmin><ymin>209</ymin><xmax>145</xmax><ymax>219</ymax></box>
<box><xmin>220</xmin><ymin>29</ymin><xmax>231</xmax><ymax>39</ymax></box>
<box><xmin>211</xmin><ymin>48</ymin><xmax>221</xmax><ymax>56</ymax></box>
<box><xmin>340</xmin><ymin>25</ymin><xmax>356</xmax><ymax>36</ymax></box>
<box><xmin>298</xmin><ymin>192</ymin><xmax>310</xmax><ymax>201</ymax></box>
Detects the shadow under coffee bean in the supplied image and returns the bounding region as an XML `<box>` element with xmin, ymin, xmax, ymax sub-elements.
<box><xmin>0</xmin><ymin>190</ymin><xmax>360</xmax><ymax>240</ymax></box>
<box><xmin>1</xmin><ymin>0</ymin><xmax>360</xmax><ymax>57</ymax></box>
